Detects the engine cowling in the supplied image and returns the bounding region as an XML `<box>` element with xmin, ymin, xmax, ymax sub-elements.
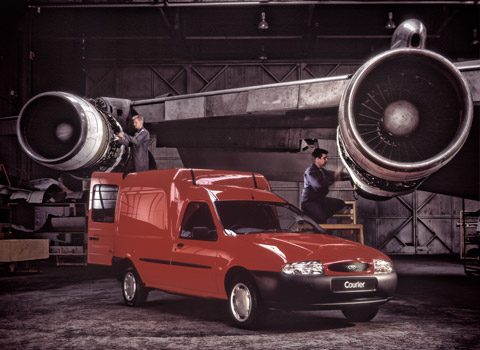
<box><xmin>338</xmin><ymin>48</ymin><xmax>473</xmax><ymax>198</ymax></box>
<box><xmin>17</xmin><ymin>91</ymin><xmax>130</xmax><ymax>178</ymax></box>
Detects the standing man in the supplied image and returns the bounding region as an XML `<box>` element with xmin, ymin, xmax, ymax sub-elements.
<box><xmin>301</xmin><ymin>148</ymin><xmax>349</xmax><ymax>224</ymax></box>
<box><xmin>114</xmin><ymin>114</ymin><xmax>150</xmax><ymax>172</ymax></box>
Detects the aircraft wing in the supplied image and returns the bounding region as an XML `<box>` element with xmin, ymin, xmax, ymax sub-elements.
<box><xmin>16</xmin><ymin>20</ymin><xmax>479</xmax><ymax>200</ymax></box>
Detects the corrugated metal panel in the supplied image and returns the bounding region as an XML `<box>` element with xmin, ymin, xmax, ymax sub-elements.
<box><xmin>85</xmin><ymin>62</ymin><xmax>357</xmax><ymax>98</ymax></box>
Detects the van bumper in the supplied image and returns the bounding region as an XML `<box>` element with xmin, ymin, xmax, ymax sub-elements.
<box><xmin>249</xmin><ymin>270</ymin><xmax>397</xmax><ymax>310</ymax></box>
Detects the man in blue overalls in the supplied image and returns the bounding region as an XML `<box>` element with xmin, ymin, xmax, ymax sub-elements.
<box><xmin>301</xmin><ymin>148</ymin><xmax>349</xmax><ymax>224</ymax></box>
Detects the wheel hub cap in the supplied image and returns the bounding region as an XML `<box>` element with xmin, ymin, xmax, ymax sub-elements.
<box><xmin>231</xmin><ymin>283</ymin><xmax>252</xmax><ymax>321</ymax></box>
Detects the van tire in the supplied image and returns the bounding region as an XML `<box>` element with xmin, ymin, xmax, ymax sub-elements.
<box><xmin>227</xmin><ymin>276</ymin><xmax>263</xmax><ymax>329</ymax></box>
<box><xmin>122</xmin><ymin>266</ymin><xmax>148</xmax><ymax>307</ymax></box>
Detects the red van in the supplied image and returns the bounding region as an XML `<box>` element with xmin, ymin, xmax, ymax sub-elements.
<box><xmin>88</xmin><ymin>169</ymin><xmax>397</xmax><ymax>328</ymax></box>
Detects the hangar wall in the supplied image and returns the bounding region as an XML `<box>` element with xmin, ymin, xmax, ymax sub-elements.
<box><xmin>89</xmin><ymin>61</ymin><xmax>479</xmax><ymax>255</ymax></box>
<box><xmin>0</xmin><ymin>2</ymin><xmax>478</xmax><ymax>255</ymax></box>
<box><xmin>3</xmin><ymin>57</ymin><xmax>480</xmax><ymax>256</ymax></box>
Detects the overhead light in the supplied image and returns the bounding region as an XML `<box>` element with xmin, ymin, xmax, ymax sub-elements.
<box><xmin>258</xmin><ymin>45</ymin><xmax>267</xmax><ymax>60</ymax></box>
<box><xmin>258</xmin><ymin>11</ymin><xmax>269</xmax><ymax>30</ymax></box>
<box><xmin>385</xmin><ymin>12</ymin><xmax>396</xmax><ymax>30</ymax></box>
<box><xmin>472</xmin><ymin>28</ymin><xmax>479</xmax><ymax>46</ymax></box>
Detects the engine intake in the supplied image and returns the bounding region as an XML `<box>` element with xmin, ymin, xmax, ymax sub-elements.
<box><xmin>17</xmin><ymin>91</ymin><xmax>129</xmax><ymax>177</ymax></box>
<box><xmin>338</xmin><ymin>49</ymin><xmax>473</xmax><ymax>198</ymax></box>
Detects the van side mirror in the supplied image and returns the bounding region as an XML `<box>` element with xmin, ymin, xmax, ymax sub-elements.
<box><xmin>192</xmin><ymin>226</ymin><xmax>217</xmax><ymax>241</ymax></box>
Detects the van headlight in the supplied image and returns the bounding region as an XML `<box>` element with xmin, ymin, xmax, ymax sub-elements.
<box><xmin>282</xmin><ymin>261</ymin><xmax>324</xmax><ymax>275</ymax></box>
<box><xmin>374</xmin><ymin>259</ymin><xmax>394</xmax><ymax>274</ymax></box>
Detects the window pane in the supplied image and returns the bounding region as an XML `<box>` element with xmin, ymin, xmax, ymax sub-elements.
<box><xmin>215</xmin><ymin>201</ymin><xmax>322</xmax><ymax>235</ymax></box>
<box><xmin>91</xmin><ymin>185</ymin><xmax>119</xmax><ymax>223</ymax></box>
<box><xmin>180</xmin><ymin>202</ymin><xmax>217</xmax><ymax>241</ymax></box>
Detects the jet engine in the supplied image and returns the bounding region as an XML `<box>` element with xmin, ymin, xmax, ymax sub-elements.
<box><xmin>337</xmin><ymin>22</ymin><xmax>473</xmax><ymax>198</ymax></box>
<box><xmin>17</xmin><ymin>91</ymin><xmax>131</xmax><ymax>178</ymax></box>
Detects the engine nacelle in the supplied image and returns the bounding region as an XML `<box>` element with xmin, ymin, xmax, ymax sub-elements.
<box><xmin>17</xmin><ymin>91</ymin><xmax>131</xmax><ymax>178</ymax></box>
<box><xmin>338</xmin><ymin>48</ymin><xmax>473</xmax><ymax>198</ymax></box>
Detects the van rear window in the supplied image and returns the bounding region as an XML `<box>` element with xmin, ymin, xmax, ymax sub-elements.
<box><xmin>92</xmin><ymin>185</ymin><xmax>119</xmax><ymax>223</ymax></box>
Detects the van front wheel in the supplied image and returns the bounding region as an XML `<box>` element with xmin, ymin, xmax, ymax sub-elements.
<box><xmin>122</xmin><ymin>266</ymin><xmax>148</xmax><ymax>307</ymax></box>
<box><xmin>228</xmin><ymin>277</ymin><xmax>263</xmax><ymax>329</ymax></box>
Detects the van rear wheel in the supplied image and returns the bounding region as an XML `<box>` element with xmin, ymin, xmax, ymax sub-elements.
<box><xmin>122</xmin><ymin>266</ymin><xmax>148</xmax><ymax>307</ymax></box>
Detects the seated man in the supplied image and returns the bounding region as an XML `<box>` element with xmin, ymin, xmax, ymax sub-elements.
<box><xmin>301</xmin><ymin>148</ymin><xmax>350</xmax><ymax>224</ymax></box>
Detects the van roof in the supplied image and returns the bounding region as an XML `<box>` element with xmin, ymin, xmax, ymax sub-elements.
<box><xmin>202</xmin><ymin>184</ymin><xmax>283</xmax><ymax>203</ymax></box>
<box><xmin>92</xmin><ymin>168</ymin><xmax>271</xmax><ymax>192</ymax></box>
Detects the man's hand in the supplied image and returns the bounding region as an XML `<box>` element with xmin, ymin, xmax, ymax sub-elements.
<box><xmin>114</xmin><ymin>131</ymin><xmax>125</xmax><ymax>141</ymax></box>
<box><xmin>334</xmin><ymin>166</ymin><xmax>345</xmax><ymax>182</ymax></box>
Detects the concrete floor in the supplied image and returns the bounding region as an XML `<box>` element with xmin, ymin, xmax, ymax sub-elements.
<box><xmin>0</xmin><ymin>256</ymin><xmax>479</xmax><ymax>350</ymax></box>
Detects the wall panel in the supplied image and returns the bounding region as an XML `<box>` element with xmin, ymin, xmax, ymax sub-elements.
<box><xmin>85</xmin><ymin>61</ymin><xmax>360</xmax><ymax>98</ymax></box>
<box><xmin>271</xmin><ymin>174</ymin><xmax>478</xmax><ymax>255</ymax></box>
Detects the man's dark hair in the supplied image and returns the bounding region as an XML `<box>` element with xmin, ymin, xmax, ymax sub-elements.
<box><xmin>312</xmin><ymin>148</ymin><xmax>328</xmax><ymax>159</ymax></box>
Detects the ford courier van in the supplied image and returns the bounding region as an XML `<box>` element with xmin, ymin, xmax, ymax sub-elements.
<box><xmin>88</xmin><ymin>169</ymin><xmax>397</xmax><ymax>328</ymax></box>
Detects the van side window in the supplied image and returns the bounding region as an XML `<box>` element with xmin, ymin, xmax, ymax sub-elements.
<box><xmin>180</xmin><ymin>202</ymin><xmax>217</xmax><ymax>241</ymax></box>
<box><xmin>92</xmin><ymin>185</ymin><xmax>119</xmax><ymax>223</ymax></box>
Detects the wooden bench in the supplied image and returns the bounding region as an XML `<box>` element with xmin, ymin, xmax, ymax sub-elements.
<box><xmin>321</xmin><ymin>201</ymin><xmax>364</xmax><ymax>244</ymax></box>
<box><xmin>332</xmin><ymin>200</ymin><xmax>357</xmax><ymax>224</ymax></box>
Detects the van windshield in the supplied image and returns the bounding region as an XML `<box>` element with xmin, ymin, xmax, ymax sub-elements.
<box><xmin>215</xmin><ymin>201</ymin><xmax>324</xmax><ymax>235</ymax></box>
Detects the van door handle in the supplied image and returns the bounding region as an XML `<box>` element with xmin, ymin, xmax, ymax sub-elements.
<box><xmin>89</xmin><ymin>237</ymin><xmax>99</xmax><ymax>241</ymax></box>
<box><xmin>176</xmin><ymin>243</ymin><xmax>184</xmax><ymax>248</ymax></box>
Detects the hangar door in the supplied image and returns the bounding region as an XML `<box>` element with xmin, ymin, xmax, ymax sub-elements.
<box><xmin>353</xmin><ymin>191</ymin><xmax>478</xmax><ymax>255</ymax></box>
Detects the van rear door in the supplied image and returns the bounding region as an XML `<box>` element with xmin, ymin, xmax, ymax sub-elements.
<box><xmin>87</xmin><ymin>173</ymin><xmax>123</xmax><ymax>266</ymax></box>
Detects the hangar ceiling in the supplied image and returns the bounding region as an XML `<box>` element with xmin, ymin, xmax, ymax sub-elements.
<box><xmin>0</xmin><ymin>0</ymin><xmax>479</xmax><ymax>115</ymax></box>
<box><xmin>22</xmin><ymin>1</ymin><xmax>480</xmax><ymax>61</ymax></box>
